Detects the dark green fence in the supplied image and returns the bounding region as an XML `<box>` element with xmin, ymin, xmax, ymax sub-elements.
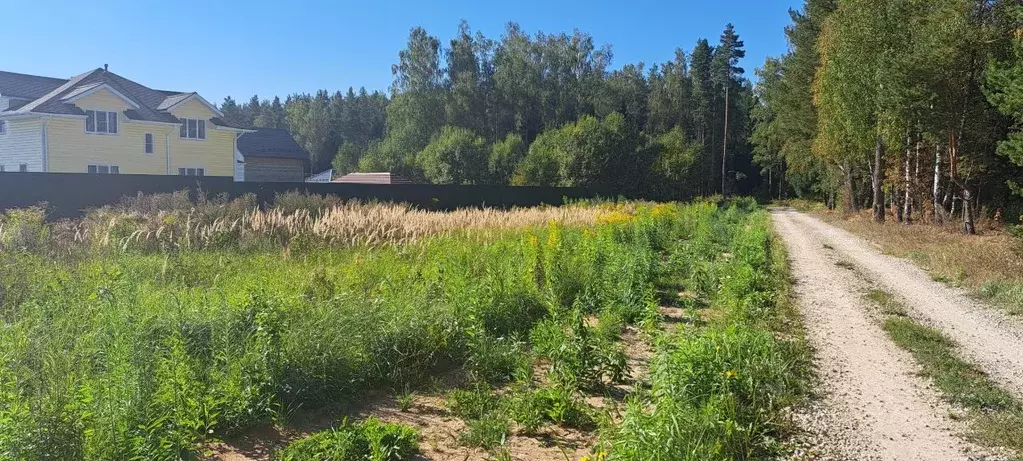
<box><xmin>0</xmin><ymin>172</ymin><xmax>609</xmax><ymax>219</ymax></box>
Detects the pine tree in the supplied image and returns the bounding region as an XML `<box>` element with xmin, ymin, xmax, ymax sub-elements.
<box><xmin>690</xmin><ymin>39</ymin><xmax>716</xmax><ymax>194</ymax></box>
<box><xmin>984</xmin><ymin>4</ymin><xmax>1023</xmax><ymax>196</ymax></box>
<box><xmin>712</xmin><ymin>24</ymin><xmax>746</xmax><ymax>196</ymax></box>
<box><xmin>244</xmin><ymin>95</ymin><xmax>262</xmax><ymax>128</ymax></box>
<box><xmin>219</xmin><ymin>96</ymin><xmax>246</xmax><ymax>128</ymax></box>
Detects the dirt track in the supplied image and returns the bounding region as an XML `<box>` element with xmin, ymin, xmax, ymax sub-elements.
<box><xmin>771</xmin><ymin>209</ymin><xmax>1023</xmax><ymax>460</ymax></box>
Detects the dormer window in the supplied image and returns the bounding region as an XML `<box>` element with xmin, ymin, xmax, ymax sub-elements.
<box><xmin>85</xmin><ymin>110</ymin><xmax>118</xmax><ymax>134</ymax></box>
<box><xmin>179</xmin><ymin>118</ymin><xmax>206</xmax><ymax>140</ymax></box>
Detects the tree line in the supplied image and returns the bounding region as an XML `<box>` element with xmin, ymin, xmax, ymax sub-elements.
<box><xmin>218</xmin><ymin>21</ymin><xmax>760</xmax><ymax>199</ymax></box>
<box><xmin>752</xmin><ymin>0</ymin><xmax>1023</xmax><ymax>233</ymax></box>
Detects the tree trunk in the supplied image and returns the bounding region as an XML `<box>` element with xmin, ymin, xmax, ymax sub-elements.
<box><xmin>933</xmin><ymin>141</ymin><xmax>944</xmax><ymax>224</ymax></box>
<box><xmin>893</xmin><ymin>185</ymin><xmax>903</xmax><ymax>223</ymax></box>
<box><xmin>962</xmin><ymin>185</ymin><xmax>975</xmax><ymax>235</ymax></box>
<box><xmin>911</xmin><ymin>139</ymin><xmax>920</xmax><ymax>223</ymax></box>
<box><xmin>780</xmin><ymin>158</ymin><xmax>786</xmax><ymax>200</ymax></box>
<box><xmin>701</xmin><ymin>129</ymin><xmax>711</xmax><ymax>195</ymax></box>
<box><xmin>904</xmin><ymin>140</ymin><xmax>913</xmax><ymax>223</ymax></box>
<box><xmin>872</xmin><ymin>136</ymin><xmax>886</xmax><ymax>223</ymax></box>
<box><xmin>841</xmin><ymin>163</ymin><xmax>855</xmax><ymax>213</ymax></box>
<box><xmin>722</xmin><ymin>84</ymin><xmax>730</xmax><ymax>197</ymax></box>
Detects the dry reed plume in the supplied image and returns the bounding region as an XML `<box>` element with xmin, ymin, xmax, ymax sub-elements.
<box><xmin>46</xmin><ymin>198</ymin><xmax>630</xmax><ymax>252</ymax></box>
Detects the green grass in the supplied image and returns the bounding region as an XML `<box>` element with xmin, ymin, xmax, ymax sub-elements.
<box><xmin>865</xmin><ymin>289</ymin><xmax>908</xmax><ymax>317</ymax></box>
<box><xmin>277</xmin><ymin>418</ymin><xmax>419</xmax><ymax>461</ymax></box>
<box><xmin>0</xmin><ymin>197</ymin><xmax>811</xmax><ymax>460</ymax></box>
<box><xmin>601</xmin><ymin>206</ymin><xmax>811</xmax><ymax>460</ymax></box>
<box><xmin>868</xmin><ymin>289</ymin><xmax>1023</xmax><ymax>455</ymax></box>
<box><xmin>978</xmin><ymin>281</ymin><xmax>1023</xmax><ymax>316</ymax></box>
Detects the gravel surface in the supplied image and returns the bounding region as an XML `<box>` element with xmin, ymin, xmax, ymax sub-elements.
<box><xmin>772</xmin><ymin>209</ymin><xmax>996</xmax><ymax>461</ymax></box>
<box><xmin>786</xmin><ymin>211</ymin><xmax>1023</xmax><ymax>398</ymax></box>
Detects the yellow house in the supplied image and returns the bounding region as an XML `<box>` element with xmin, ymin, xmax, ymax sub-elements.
<box><xmin>0</xmin><ymin>67</ymin><xmax>308</xmax><ymax>181</ymax></box>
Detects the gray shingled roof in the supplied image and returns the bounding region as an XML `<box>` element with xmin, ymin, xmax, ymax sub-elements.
<box><xmin>157</xmin><ymin>92</ymin><xmax>194</xmax><ymax>110</ymax></box>
<box><xmin>1</xmin><ymin>68</ymin><xmax>195</xmax><ymax>124</ymax></box>
<box><xmin>60</xmin><ymin>82</ymin><xmax>106</xmax><ymax>101</ymax></box>
<box><xmin>0</xmin><ymin>71</ymin><xmax>67</xmax><ymax>99</ymax></box>
<box><xmin>237</xmin><ymin>128</ymin><xmax>309</xmax><ymax>160</ymax></box>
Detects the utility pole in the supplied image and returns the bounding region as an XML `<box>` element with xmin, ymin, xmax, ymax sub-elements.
<box><xmin>721</xmin><ymin>82</ymin><xmax>729</xmax><ymax>197</ymax></box>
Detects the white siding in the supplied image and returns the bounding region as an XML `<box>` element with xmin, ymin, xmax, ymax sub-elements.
<box><xmin>0</xmin><ymin>97</ymin><xmax>9</xmax><ymax>111</ymax></box>
<box><xmin>0</xmin><ymin>118</ymin><xmax>44</xmax><ymax>172</ymax></box>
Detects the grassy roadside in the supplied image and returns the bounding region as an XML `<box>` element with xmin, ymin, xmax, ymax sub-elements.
<box><xmin>600</xmin><ymin>207</ymin><xmax>812</xmax><ymax>460</ymax></box>
<box><xmin>811</xmin><ymin>207</ymin><xmax>1023</xmax><ymax>316</ymax></box>
<box><xmin>865</xmin><ymin>289</ymin><xmax>1023</xmax><ymax>456</ymax></box>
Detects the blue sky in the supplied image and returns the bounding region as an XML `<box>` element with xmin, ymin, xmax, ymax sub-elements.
<box><xmin>2</xmin><ymin>0</ymin><xmax>799</xmax><ymax>104</ymax></box>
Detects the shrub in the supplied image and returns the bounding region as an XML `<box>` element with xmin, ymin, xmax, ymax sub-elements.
<box><xmin>530</xmin><ymin>308</ymin><xmax>630</xmax><ymax>389</ymax></box>
<box><xmin>278</xmin><ymin>418</ymin><xmax>418</xmax><ymax>461</ymax></box>
<box><xmin>0</xmin><ymin>206</ymin><xmax>48</xmax><ymax>251</ymax></box>
<box><xmin>459</xmin><ymin>413</ymin><xmax>510</xmax><ymax>449</ymax></box>
<box><xmin>273</xmin><ymin>191</ymin><xmax>343</xmax><ymax>216</ymax></box>
<box><xmin>447</xmin><ymin>384</ymin><xmax>500</xmax><ymax>420</ymax></box>
<box><xmin>508</xmin><ymin>384</ymin><xmax>595</xmax><ymax>432</ymax></box>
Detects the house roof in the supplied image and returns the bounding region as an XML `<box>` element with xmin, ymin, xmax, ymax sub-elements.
<box><xmin>333</xmin><ymin>172</ymin><xmax>414</xmax><ymax>185</ymax></box>
<box><xmin>0</xmin><ymin>67</ymin><xmax>197</xmax><ymax>124</ymax></box>
<box><xmin>157</xmin><ymin>92</ymin><xmax>194</xmax><ymax>110</ymax></box>
<box><xmin>237</xmin><ymin>128</ymin><xmax>309</xmax><ymax>160</ymax></box>
<box><xmin>0</xmin><ymin>70</ymin><xmax>67</xmax><ymax>99</ymax></box>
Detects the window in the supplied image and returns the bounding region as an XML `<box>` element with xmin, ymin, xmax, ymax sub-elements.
<box><xmin>85</xmin><ymin>110</ymin><xmax>118</xmax><ymax>134</ymax></box>
<box><xmin>19</xmin><ymin>164</ymin><xmax>27</xmax><ymax>172</ymax></box>
<box><xmin>144</xmin><ymin>133</ymin><xmax>154</xmax><ymax>154</ymax></box>
<box><xmin>0</xmin><ymin>165</ymin><xmax>5</xmax><ymax>172</ymax></box>
<box><xmin>178</xmin><ymin>118</ymin><xmax>206</xmax><ymax>139</ymax></box>
<box><xmin>87</xmin><ymin>164</ymin><xmax>119</xmax><ymax>174</ymax></box>
<box><xmin>178</xmin><ymin>167</ymin><xmax>205</xmax><ymax>176</ymax></box>
<box><xmin>0</xmin><ymin>120</ymin><xmax>6</xmax><ymax>134</ymax></box>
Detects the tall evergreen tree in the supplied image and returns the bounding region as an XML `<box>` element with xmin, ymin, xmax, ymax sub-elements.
<box><xmin>751</xmin><ymin>0</ymin><xmax>837</xmax><ymax>201</ymax></box>
<box><xmin>219</xmin><ymin>96</ymin><xmax>246</xmax><ymax>128</ymax></box>
<box><xmin>690</xmin><ymin>39</ymin><xmax>716</xmax><ymax>194</ymax></box>
<box><xmin>712</xmin><ymin>24</ymin><xmax>746</xmax><ymax>196</ymax></box>
<box><xmin>985</xmin><ymin>4</ymin><xmax>1023</xmax><ymax>196</ymax></box>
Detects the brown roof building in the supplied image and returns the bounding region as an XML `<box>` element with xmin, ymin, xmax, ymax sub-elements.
<box><xmin>333</xmin><ymin>172</ymin><xmax>413</xmax><ymax>184</ymax></box>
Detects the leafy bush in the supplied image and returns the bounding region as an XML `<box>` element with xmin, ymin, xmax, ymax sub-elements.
<box><xmin>420</xmin><ymin>125</ymin><xmax>489</xmax><ymax>185</ymax></box>
<box><xmin>0</xmin><ymin>206</ymin><xmax>48</xmax><ymax>251</ymax></box>
<box><xmin>530</xmin><ymin>308</ymin><xmax>630</xmax><ymax>389</ymax></box>
<box><xmin>273</xmin><ymin>191</ymin><xmax>343</xmax><ymax>216</ymax></box>
<box><xmin>508</xmin><ymin>384</ymin><xmax>595</xmax><ymax>432</ymax></box>
<box><xmin>278</xmin><ymin>418</ymin><xmax>418</xmax><ymax>461</ymax></box>
<box><xmin>447</xmin><ymin>384</ymin><xmax>501</xmax><ymax>420</ymax></box>
<box><xmin>459</xmin><ymin>413</ymin><xmax>511</xmax><ymax>449</ymax></box>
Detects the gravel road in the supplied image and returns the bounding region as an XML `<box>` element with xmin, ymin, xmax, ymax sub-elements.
<box><xmin>771</xmin><ymin>209</ymin><xmax>1009</xmax><ymax>460</ymax></box>
<box><xmin>783</xmin><ymin>210</ymin><xmax>1023</xmax><ymax>398</ymax></box>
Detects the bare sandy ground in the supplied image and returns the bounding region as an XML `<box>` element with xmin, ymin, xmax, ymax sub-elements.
<box><xmin>772</xmin><ymin>209</ymin><xmax>998</xmax><ymax>460</ymax></box>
